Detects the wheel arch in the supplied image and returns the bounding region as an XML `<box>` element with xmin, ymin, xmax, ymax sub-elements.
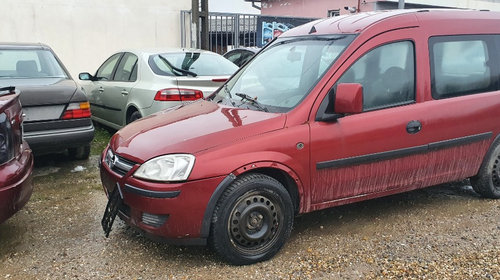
<box><xmin>199</xmin><ymin>163</ymin><xmax>304</xmax><ymax>239</ymax></box>
<box><xmin>125</xmin><ymin>104</ymin><xmax>140</xmax><ymax>123</ymax></box>
<box><xmin>474</xmin><ymin>132</ymin><xmax>500</xmax><ymax>177</ymax></box>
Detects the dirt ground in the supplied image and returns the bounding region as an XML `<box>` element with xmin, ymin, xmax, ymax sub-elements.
<box><xmin>1</xmin><ymin>151</ymin><xmax>499</xmax><ymax>279</ymax></box>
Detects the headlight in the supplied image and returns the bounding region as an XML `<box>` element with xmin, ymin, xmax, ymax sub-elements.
<box><xmin>134</xmin><ymin>154</ymin><xmax>195</xmax><ymax>182</ymax></box>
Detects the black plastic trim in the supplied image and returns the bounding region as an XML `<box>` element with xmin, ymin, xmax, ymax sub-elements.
<box><xmin>23</xmin><ymin>118</ymin><xmax>92</xmax><ymax>132</ymax></box>
<box><xmin>428</xmin><ymin>132</ymin><xmax>492</xmax><ymax>150</ymax></box>
<box><xmin>124</xmin><ymin>184</ymin><xmax>180</xmax><ymax>199</ymax></box>
<box><xmin>89</xmin><ymin>102</ymin><xmax>121</xmax><ymax>112</ymax></box>
<box><xmin>199</xmin><ymin>173</ymin><xmax>236</xmax><ymax>238</ymax></box>
<box><xmin>317</xmin><ymin>132</ymin><xmax>492</xmax><ymax>170</ymax></box>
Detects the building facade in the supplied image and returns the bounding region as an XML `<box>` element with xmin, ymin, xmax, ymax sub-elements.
<box><xmin>257</xmin><ymin>0</ymin><xmax>500</xmax><ymax>18</ymax></box>
<box><xmin>0</xmin><ymin>0</ymin><xmax>191</xmax><ymax>77</ymax></box>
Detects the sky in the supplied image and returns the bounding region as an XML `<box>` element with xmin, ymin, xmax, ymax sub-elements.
<box><xmin>209</xmin><ymin>0</ymin><xmax>260</xmax><ymax>14</ymax></box>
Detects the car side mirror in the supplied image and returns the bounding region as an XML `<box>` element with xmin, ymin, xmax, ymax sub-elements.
<box><xmin>335</xmin><ymin>83</ymin><xmax>363</xmax><ymax>114</ymax></box>
<box><xmin>79</xmin><ymin>72</ymin><xmax>94</xmax><ymax>81</ymax></box>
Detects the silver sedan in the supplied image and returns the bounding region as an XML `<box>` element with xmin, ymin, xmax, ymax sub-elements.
<box><xmin>79</xmin><ymin>48</ymin><xmax>238</xmax><ymax>130</ymax></box>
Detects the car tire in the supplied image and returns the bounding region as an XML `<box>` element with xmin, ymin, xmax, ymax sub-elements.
<box><xmin>68</xmin><ymin>144</ymin><xmax>91</xmax><ymax>160</ymax></box>
<box><xmin>471</xmin><ymin>139</ymin><xmax>500</xmax><ymax>198</ymax></box>
<box><xmin>210</xmin><ymin>173</ymin><xmax>294</xmax><ymax>265</ymax></box>
<box><xmin>127</xmin><ymin>111</ymin><xmax>142</xmax><ymax>124</ymax></box>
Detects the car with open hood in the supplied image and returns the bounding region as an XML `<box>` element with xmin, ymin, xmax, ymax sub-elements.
<box><xmin>0</xmin><ymin>43</ymin><xmax>94</xmax><ymax>159</ymax></box>
<box><xmin>99</xmin><ymin>9</ymin><xmax>500</xmax><ymax>265</ymax></box>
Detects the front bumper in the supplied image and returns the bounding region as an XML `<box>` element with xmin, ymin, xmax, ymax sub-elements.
<box><xmin>23</xmin><ymin>118</ymin><xmax>94</xmax><ymax>153</ymax></box>
<box><xmin>100</xmin><ymin>149</ymin><xmax>225</xmax><ymax>244</ymax></box>
<box><xmin>0</xmin><ymin>141</ymin><xmax>34</xmax><ymax>224</ymax></box>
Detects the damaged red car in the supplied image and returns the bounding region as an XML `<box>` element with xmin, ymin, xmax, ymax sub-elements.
<box><xmin>0</xmin><ymin>87</ymin><xmax>33</xmax><ymax>224</ymax></box>
<box><xmin>100</xmin><ymin>9</ymin><xmax>500</xmax><ymax>265</ymax></box>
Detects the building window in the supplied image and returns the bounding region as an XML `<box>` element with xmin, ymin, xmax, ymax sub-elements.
<box><xmin>328</xmin><ymin>9</ymin><xmax>340</xmax><ymax>17</ymax></box>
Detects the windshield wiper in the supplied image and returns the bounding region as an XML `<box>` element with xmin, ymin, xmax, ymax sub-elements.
<box><xmin>158</xmin><ymin>55</ymin><xmax>197</xmax><ymax>77</ymax></box>
<box><xmin>235</xmin><ymin>93</ymin><xmax>268</xmax><ymax>112</ymax></box>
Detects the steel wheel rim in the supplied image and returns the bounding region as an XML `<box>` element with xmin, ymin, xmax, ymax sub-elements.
<box><xmin>492</xmin><ymin>155</ymin><xmax>500</xmax><ymax>188</ymax></box>
<box><xmin>227</xmin><ymin>192</ymin><xmax>283</xmax><ymax>255</ymax></box>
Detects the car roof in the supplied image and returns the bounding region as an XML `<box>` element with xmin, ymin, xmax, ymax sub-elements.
<box><xmin>119</xmin><ymin>48</ymin><xmax>221</xmax><ymax>57</ymax></box>
<box><xmin>225</xmin><ymin>47</ymin><xmax>259</xmax><ymax>54</ymax></box>
<box><xmin>0</xmin><ymin>42</ymin><xmax>52</xmax><ymax>50</ymax></box>
<box><xmin>282</xmin><ymin>9</ymin><xmax>500</xmax><ymax>37</ymax></box>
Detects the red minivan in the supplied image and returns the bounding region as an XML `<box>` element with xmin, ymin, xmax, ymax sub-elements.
<box><xmin>0</xmin><ymin>87</ymin><xmax>33</xmax><ymax>224</ymax></box>
<box><xmin>100</xmin><ymin>9</ymin><xmax>500</xmax><ymax>264</ymax></box>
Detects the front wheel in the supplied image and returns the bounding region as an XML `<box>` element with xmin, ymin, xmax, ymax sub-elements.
<box><xmin>210</xmin><ymin>173</ymin><xmax>294</xmax><ymax>265</ymax></box>
<box><xmin>471</xmin><ymin>140</ymin><xmax>500</xmax><ymax>198</ymax></box>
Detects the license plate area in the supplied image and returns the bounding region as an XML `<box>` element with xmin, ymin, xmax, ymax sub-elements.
<box><xmin>23</xmin><ymin>105</ymin><xmax>65</xmax><ymax>121</ymax></box>
<box><xmin>101</xmin><ymin>183</ymin><xmax>123</xmax><ymax>237</ymax></box>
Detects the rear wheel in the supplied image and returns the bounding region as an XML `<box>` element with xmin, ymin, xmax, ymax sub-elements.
<box><xmin>68</xmin><ymin>144</ymin><xmax>90</xmax><ymax>160</ymax></box>
<box><xmin>127</xmin><ymin>111</ymin><xmax>142</xmax><ymax>124</ymax></box>
<box><xmin>210</xmin><ymin>173</ymin><xmax>294</xmax><ymax>265</ymax></box>
<box><xmin>471</xmin><ymin>140</ymin><xmax>500</xmax><ymax>198</ymax></box>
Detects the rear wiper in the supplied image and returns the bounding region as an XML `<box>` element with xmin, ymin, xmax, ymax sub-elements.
<box><xmin>235</xmin><ymin>93</ymin><xmax>268</xmax><ymax>112</ymax></box>
<box><xmin>0</xmin><ymin>86</ymin><xmax>15</xmax><ymax>96</ymax></box>
<box><xmin>159</xmin><ymin>55</ymin><xmax>197</xmax><ymax>77</ymax></box>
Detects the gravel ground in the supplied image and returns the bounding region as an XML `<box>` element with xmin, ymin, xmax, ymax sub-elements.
<box><xmin>1</xmin><ymin>154</ymin><xmax>499</xmax><ymax>279</ymax></box>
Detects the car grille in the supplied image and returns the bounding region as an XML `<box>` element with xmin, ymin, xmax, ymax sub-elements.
<box><xmin>142</xmin><ymin>213</ymin><xmax>169</xmax><ymax>228</ymax></box>
<box><xmin>104</xmin><ymin>149</ymin><xmax>137</xmax><ymax>176</ymax></box>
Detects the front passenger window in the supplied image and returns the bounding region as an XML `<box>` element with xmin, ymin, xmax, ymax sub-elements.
<box><xmin>336</xmin><ymin>41</ymin><xmax>415</xmax><ymax>111</ymax></box>
<box><xmin>96</xmin><ymin>53</ymin><xmax>121</xmax><ymax>81</ymax></box>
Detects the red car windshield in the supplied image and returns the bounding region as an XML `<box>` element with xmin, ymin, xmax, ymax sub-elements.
<box><xmin>219</xmin><ymin>35</ymin><xmax>355</xmax><ymax>113</ymax></box>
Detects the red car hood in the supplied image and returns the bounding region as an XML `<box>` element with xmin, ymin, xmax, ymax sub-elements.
<box><xmin>111</xmin><ymin>100</ymin><xmax>286</xmax><ymax>162</ymax></box>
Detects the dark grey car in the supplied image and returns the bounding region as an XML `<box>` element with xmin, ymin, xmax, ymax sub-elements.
<box><xmin>223</xmin><ymin>47</ymin><xmax>259</xmax><ymax>67</ymax></box>
<box><xmin>0</xmin><ymin>43</ymin><xmax>94</xmax><ymax>159</ymax></box>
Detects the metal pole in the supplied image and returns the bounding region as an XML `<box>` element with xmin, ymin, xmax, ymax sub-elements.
<box><xmin>181</xmin><ymin>11</ymin><xmax>185</xmax><ymax>48</ymax></box>
<box><xmin>199</xmin><ymin>0</ymin><xmax>209</xmax><ymax>50</ymax></box>
<box><xmin>234</xmin><ymin>15</ymin><xmax>240</xmax><ymax>48</ymax></box>
<box><xmin>398</xmin><ymin>0</ymin><xmax>405</xmax><ymax>9</ymax></box>
<box><xmin>209</xmin><ymin>14</ymin><xmax>213</xmax><ymax>51</ymax></box>
<box><xmin>191</xmin><ymin>0</ymin><xmax>198</xmax><ymax>48</ymax></box>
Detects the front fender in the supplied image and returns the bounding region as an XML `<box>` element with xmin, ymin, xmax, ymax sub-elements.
<box><xmin>198</xmin><ymin>160</ymin><xmax>307</xmax><ymax>239</ymax></box>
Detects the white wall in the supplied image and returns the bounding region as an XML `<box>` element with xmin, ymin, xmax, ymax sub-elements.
<box><xmin>0</xmin><ymin>0</ymin><xmax>191</xmax><ymax>78</ymax></box>
<box><xmin>209</xmin><ymin>0</ymin><xmax>260</xmax><ymax>14</ymax></box>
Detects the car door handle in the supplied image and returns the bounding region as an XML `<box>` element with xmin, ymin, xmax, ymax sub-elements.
<box><xmin>98</xmin><ymin>87</ymin><xmax>104</xmax><ymax>93</ymax></box>
<box><xmin>121</xmin><ymin>90</ymin><xmax>129</xmax><ymax>95</ymax></box>
<box><xmin>406</xmin><ymin>120</ymin><xmax>422</xmax><ymax>134</ymax></box>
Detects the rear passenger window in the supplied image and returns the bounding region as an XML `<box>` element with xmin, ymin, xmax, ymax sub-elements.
<box><xmin>114</xmin><ymin>53</ymin><xmax>138</xmax><ymax>82</ymax></box>
<box><xmin>430</xmin><ymin>36</ymin><xmax>497</xmax><ymax>99</ymax></box>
